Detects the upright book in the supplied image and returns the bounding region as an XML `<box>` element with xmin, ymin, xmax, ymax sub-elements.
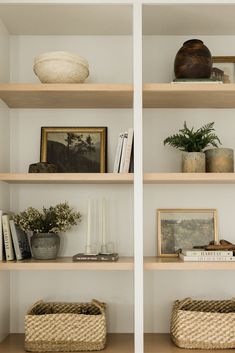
<box><xmin>9</xmin><ymin>220</ymin><xmax>31</xmax><ymax>260</ymax></box>
<box><xmin>122</xmin><ymin>128</ymin><xmax>134</xmax><ymax>173</ymax></box>
<box><xmin>119</xmin><ymin>132</ymin><xmax>128</xmax><ymax>173</ymax></box>
<box><xmin>2</xmin><ymin>214</ymin><xmax>15</xmax><ymax>261</ymax></box>
<box><xmin>0</xmin><ymin>210</ymin><xmax>3</xmax><ymax>261</ymax></box>
<box><xmin>129</xmin><ymin>138</ymin><xmax>134</xmax><ymax>172</ymax></box>
<box><xmin>113</xmin><ymin>132</ymin><xmax>124</xmax><ymax>173</ymax></box>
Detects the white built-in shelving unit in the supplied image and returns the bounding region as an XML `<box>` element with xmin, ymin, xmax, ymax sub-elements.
<box><xmin>1</xmin><ymin>2</ymin><xmax>235</xmax><ymax>353</ymax></box>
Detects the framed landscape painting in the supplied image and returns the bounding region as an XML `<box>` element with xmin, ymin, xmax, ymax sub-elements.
<box><xmin>41</xmin><ymin>127</ymin><xmax>107</xmax><ymax>173</ymax></box>
<box><xmin>157</xmin><ymin>209</ymin><xmax>218</xmax><ymax>257</ymax></box>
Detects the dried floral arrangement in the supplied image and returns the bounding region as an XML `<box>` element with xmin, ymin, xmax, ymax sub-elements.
<box><xmin>14</xmin><ymin>202</ymin><xmax>81</xmax><ymax>233</ymax></box>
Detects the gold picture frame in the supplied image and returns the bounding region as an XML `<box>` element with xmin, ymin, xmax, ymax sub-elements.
<box><xmin>213</xmin><ymin>56</ymin><xmax>235</xmax><ymax>64</ymax></box>
<box><xmin>157</xmin><ymin>209</ymin><xmax>218</xmax><ymax>257</ymax></box>
<box><xmin>41</xmin><ymin>127</ymin><xmax>107</xmax><ymax>173</ymax></box>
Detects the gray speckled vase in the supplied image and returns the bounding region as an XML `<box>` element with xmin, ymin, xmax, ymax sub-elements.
<box><xmin>31</xmin><ymin>233</ymin><xmax>60</xmax><ymax>260</ymax></box>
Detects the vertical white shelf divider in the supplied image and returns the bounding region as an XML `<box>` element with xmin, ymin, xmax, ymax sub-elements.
<box><xmin>0</xmin><ymin>12</ymin><xmax>10</xmax><ymax>344</ymax></box>
<box><xmin>133</xmin><ymin>2</ymin><xmax>143</xmax><ymax>353</ymax></box>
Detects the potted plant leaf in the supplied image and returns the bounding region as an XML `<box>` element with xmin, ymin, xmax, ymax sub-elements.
<box><xmin>14</xmin><ymin>202</ymin><xmax>81</xmax><ymax>260</ymax></box>
<box><xmin>163</xmin><ymin>122</ymin><xmax>221</xmax><ymax>172</ymax></box>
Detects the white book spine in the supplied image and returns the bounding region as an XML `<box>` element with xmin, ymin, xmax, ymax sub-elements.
<box><xmin>182</xmin><ymin>250</ymin><xmax>233</xmax><ymax>257</ymax></box>
<box><xmin>123</xmin><ymin>128</ymin><xmax>134</xmax><ymax>173</ymax></box>
<box><xmin>119</xmin><ymin>132</ymin><xmax>128</xmax><ymax>173</ymax></box>
<box><xmin>2</xmin><ymin>215</ymin><xmax>15</xmax><ymax>261</ymax></box>
<box><xmin>0</xmin><ymin>210</ymin><xmax>3</xmax><ymax>261</ymax></box>
<box><xmin>113</xmin><ymin>133</ymin><xmax>124</xmax><ymax>173</ymax></box>
<box><xmin>9</xmin><ymin>220</ymin><xmax>22</xmax><ymax>261</ymax></box>
<box><xmin>180</xmin><ymin>254</ymin><xmax>235</xmax><ymax>262</ymax></box>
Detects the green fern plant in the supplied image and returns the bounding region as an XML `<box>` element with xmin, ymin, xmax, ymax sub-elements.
<box><xmin>163</xmin><ymin>122</ymin><xmax>221</xmax><ymax>152</ymax></box>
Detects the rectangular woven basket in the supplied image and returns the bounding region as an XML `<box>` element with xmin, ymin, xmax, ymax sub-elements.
<box><xmin>170</xmin><ymin>297</ymin><xmax>235</xmax><ymax>350</ymax></box>
<box><xmin>25</xmin><ymin>299</ymin><xmax>106</xmax><ymax>352</ymax></box>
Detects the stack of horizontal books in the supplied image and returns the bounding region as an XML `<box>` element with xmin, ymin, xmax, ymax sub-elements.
<box><xmin>73</xmin><ymin>253</ymin><xmax>119</xmax><ymax>262</ymax></box>
<box><xmin>179</xmin><ymin>249</ymin><xmax>235</xmax><ymax>262</ymax></box>
<box><xmin>171</xmin><ymin>78</ymin><xmax>223</xmax><ymax>84</ymax></box>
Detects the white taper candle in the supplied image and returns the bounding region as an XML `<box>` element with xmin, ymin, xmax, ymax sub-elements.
<box><xmin>102</xmin><ymin>198</ymin><xmax>106</xmax><ymax>246</ymax></box>
<box><xmin>86</xmin><ymin>198</ymin><xmax>91</xmax><ymax>247</ymax></box>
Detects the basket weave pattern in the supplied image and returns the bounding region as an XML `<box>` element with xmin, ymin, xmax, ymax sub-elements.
<box><xmin>25</xmin><ymin>299</ymin><xmax>106</xmax><ymax>352</ymax></box>
<box><xmin>171</xmin><ymin>298</ymin><xmax>235</xmax><ymax>349</ymax></box>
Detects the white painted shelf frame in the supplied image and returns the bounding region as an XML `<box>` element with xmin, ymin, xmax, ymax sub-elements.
<box><xmin>2</xmin><ymin>1</ymin><xmax>235</xmax><ymax>353</ymax></box>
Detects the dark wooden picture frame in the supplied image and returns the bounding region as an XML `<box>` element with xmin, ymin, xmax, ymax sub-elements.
<box><xmin>41</xmin><ymin>127</ymin><xmax>107</xmax><ymax>173</ymax></box>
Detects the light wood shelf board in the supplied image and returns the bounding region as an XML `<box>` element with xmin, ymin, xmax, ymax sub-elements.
<box><xmin>0</xmin><ymin>257</ymin><xmax>134</xmax><ymax>271</ymax></box>
<box><xmin>0</xmin><ymin>173</ymin><xmax>133</xmax><ymax>184</ymax></box>
<box><xmin>144</xmin><ymin>333</ymin><xmax>231</xmax><ymax>353</ymax></box>
<box><xmin>0</xmin><ymin>333</ymin><xmax>134</xmax><ymax>353</ymax></box>
<box><xmin>143</xmin><ymin>83</ymin><xmax>235</xmax><ymax>108</ymax></box>
<box><xmin>144</xmin><ymin>173</ymin><xmax>235</xmax><ymax>184</ymax></box>
<box><xmin>1</xmin><ymin>333</ymin><xmax>232</xmax><ymax>353</ymax></box>
<box><xmin>144</xmin><ymin>257</ymin><xmax>235</xmax><ymax>270</ymax></box>
<box><xmin>2</xmin><ymin>83</ymin><xmax>235</xmax><ymax>109</ymax></box>
<box><xmin>2</xmin><ymin>173</ymin><xmax>235</xmax><ymax>184</ymax></box>
<box><xmin>0</xmin><ymin>84</ymin><xmax>133</xmax><ymax>109</ymax></box>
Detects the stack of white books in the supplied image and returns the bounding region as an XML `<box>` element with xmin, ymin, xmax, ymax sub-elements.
<box><xmin>113</xmin><ymin>128</ymin><xmax>134</xmax><ymax>173</ymax></box>
<box><xmin>179</xmin><ymin>249</ymin><xmax>235</xmax><ymax>262</ymax></box>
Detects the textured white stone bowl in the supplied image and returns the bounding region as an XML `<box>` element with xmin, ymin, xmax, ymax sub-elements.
<box><xmin>33</xmin><ymin>51</ymin><xmax>89</xmax><ymax>83</ymax></box>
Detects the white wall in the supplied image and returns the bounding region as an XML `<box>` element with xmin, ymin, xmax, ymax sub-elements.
<box><xmin>10</xmin><ymin>271</ymin><xmax>134</xmax><ymax>333</ymax></box>
<box><xmin>9</xmin><ymin>35</ymin><xmax>134</xmax><ymax>333</ymax></box>
<box><xmin>143</xmin><ymin>35</ymin><xmax>235</xmax><ymax>332</ymax></box>
<box><xmin>10</xmin><ymin>35</ymin><xmax>132</xmax><ymax>83</ymax></box>
<box><xmin>144</xmin><ymin>271</ymin><xmax>235</xmax><ymax>333</ymax></box>
<box><xmin>0</xmin><ymin>18</ymin><xmax>10</xmax><ymax>342</ymax></box>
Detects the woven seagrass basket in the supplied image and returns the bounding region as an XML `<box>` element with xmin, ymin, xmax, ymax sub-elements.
<box><xmin>25</xmin><ymin>299</ymin><xmax>106</xmax><ymax>352</ymax></box>
<box><xmin>171</xmin><ymin>297</ymin><xmax>235</xmax><ymax>349</ymax></box>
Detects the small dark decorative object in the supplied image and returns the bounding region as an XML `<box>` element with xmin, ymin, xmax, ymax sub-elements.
<box><xmin>174</xmin><ymin>39</ymin><xmax>212</xmax><ymax>79</ymax></box>
<box><xmin>28</xmin><ymin>162</ymin><xmax>58</xmax><ymax>173</ymax></box>
<box><xmin>195</xmin><ymin>239</ymin><xmax>235</xmax><ymax>251</ymax></box>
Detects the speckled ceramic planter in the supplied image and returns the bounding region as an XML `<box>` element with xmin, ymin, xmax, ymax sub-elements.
<box><xmin>31</xmin><ymin>233</ymin><xmax>60</xmax><ymax>260</ymax></box>
<box><xmin>206</xmin><ymin>148</ymin><xmax>234</xmax><ymax>173</ymax></box>
<box><xmin>182</xmin><ymin>152</ymin><xmax>206</xmax><ymax>173</ymax></box>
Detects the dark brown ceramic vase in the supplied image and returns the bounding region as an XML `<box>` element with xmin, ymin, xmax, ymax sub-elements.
<box><xmin>174</xmin><ymin>39</ymin><xmax>212</xmax><ymax>79</ymax></box>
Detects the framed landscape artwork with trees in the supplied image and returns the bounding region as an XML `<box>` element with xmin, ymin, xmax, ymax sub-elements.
<box><xmin>40</xmin><ymin>127</ymin><xmax>107</xmax><ymax>173</ymax></box>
